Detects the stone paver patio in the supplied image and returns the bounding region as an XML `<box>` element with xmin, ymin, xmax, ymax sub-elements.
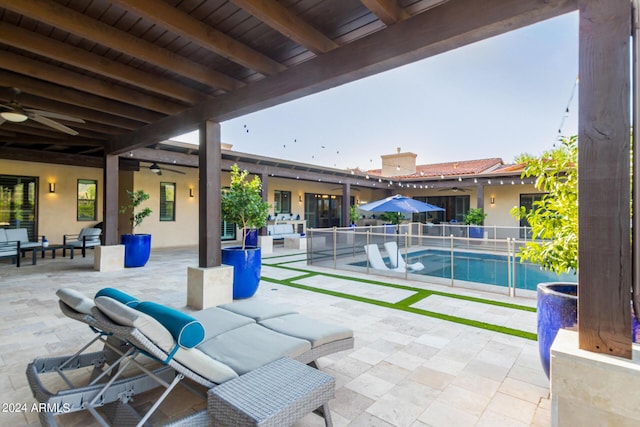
<box><xmin>0</xmin><ymin>245</ymin><xmax>550</xmax><ymax>426</ymax></box>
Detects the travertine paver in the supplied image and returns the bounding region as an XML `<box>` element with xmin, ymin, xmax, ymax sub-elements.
<box><xmin>0</xmin><ymin>245</ymin><xmax>550</xmax><ymax>427</ymax></box>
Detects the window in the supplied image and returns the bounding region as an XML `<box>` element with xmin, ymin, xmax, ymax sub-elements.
<box><xmin>0</xmin><ymin>175</ymin><xmax>37</xmax><ymax>239</ymax></box>
<box><xmin>77</xmin><ymin>179</ymin><xmax>97</xmax><ymax>221</ymax></box>
<box><xmin>274</xmin><ymin>190</ymin><xmax>291</xmax><ymax>214</ymax></box>
<box><xmin>160</xmin><ymin>182</ymin><xmax>176</xmax><ymax>221</ymax></box>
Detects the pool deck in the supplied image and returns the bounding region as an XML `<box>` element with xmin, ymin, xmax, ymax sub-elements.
<box><xmin>0</xmin><ymin>245</ymin><xmax>550</xmax><ymax>426</ymax></box>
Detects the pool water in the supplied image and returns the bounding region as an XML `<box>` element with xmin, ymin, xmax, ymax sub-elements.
<box><xmin>356</xmin><ymin>249</ymin><xmax>577</xmax><ymax>291</ymax></box>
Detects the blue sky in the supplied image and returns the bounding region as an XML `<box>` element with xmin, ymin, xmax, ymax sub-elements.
<box><xmin>175</xmin><ymin>11</ymin><xmax>579</xmax><ymax>171</ymax></box>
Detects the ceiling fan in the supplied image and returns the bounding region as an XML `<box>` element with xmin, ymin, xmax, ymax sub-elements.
<box><xmin>438</xmin><ymin>186</ymin><xmax>469</xmax><ymax>192</ymax></box>
<box><xmin>149</xmin><ymin>162</ymin><xmax>186</xmax><ymax>175</ymax></box>
<box><xmin>0</xmin><ymin>87</ymin><xmax>85</xmax><ymax>135</ymax></box>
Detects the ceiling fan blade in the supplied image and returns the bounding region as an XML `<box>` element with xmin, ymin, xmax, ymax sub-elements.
<box><xmin>0</xmin><ymin>117</ymin><xmax>5</xmax><ymax>125</ymax></box>
<box><xmin>161</xmin><ymin>167</ymin><xmax>186</xmax><ymax>175</ymax></box>
<box><xmin>25</xmin><ymin>108</ymin><xmax>86</xmax><ymax>123</ymax></box>
<box><xmin>29</xmin><ymin>113</ymin><xmax>79</xmax><ymax>135</ymax></box>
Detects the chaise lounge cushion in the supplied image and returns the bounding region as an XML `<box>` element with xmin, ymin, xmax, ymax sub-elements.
<box><xmin>260</xmin><ymin>313</ymin><xmax>354</xmax><ymax>348</ymax></box>
<box><xmin>191</xmin><ymin>307</ymin><xmax>255</xmax><ymax>340</ymax></box>
<box><xmin>218</xmin><ymin>300</ymin><xmax>297</xmax><ymax>322</ymax></box>
<box><xmin>57</xmin><ymin>288</ymin><xmax>95</xmax><ymax>314</ymax></box>
<box><xmin>196</xmin><ymin>323</ymin><xmax>311</xmax><ymax>375</ymax></box>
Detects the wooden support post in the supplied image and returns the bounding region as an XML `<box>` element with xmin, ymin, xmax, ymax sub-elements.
<box><xmin>198</xmin><ymin>121</ymin><xmax>221</xmax><ymax>268</ymax></box>
<box><xmin>343</xmin><ymin>182</ymin><xmax>351</xmax><ymax>226</ymax></box>
<box><xmin>578</xmin><ymin>0</ymin><xmax>631</xmax><ymax>357</ymax></box>
<box><xmin>103</xmin><ymin>154</ymin><xmax>119</xmax><ymax>246</ymax></box>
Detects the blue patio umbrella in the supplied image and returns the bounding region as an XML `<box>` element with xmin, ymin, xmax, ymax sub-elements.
<box><xmin>357</xmin><ymin>194</ymin><xmax>445</xmax><ymax>215</ymax></box>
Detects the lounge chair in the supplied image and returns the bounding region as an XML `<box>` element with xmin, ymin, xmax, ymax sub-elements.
<box><xmin>364</xmin><ymin>244</ymin><xmax>401</xmax><ymax>272</ymax></box>
<box><xmin>26</xmin><ymin>288</ymin><xmax>354</xmax><ymax>427</ymax></box>
<box><xmin>63</xmin><ymin>227</ymin><xmax>102</xmax><ymax>257</ymax></box>
<box><xmin>384</xmin><ymin>241</ymin><xmax>425</xmax><ymax>272</ymax></box>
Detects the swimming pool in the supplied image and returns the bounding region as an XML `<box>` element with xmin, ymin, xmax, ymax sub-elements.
<box><xmin>356</xmin><ymin>248</ymin><xmax>577</xmax><ymax>291</ymax></box>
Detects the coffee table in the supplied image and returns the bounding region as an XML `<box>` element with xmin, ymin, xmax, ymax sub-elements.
<box><xmin>23</xmin><ymin>244</ymin><xmax>75</xmax><ymax>265</ymax></box>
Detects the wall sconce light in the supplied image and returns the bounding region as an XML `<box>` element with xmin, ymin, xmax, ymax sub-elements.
<box><xmin>49</xmin><ymin>182</ymin><xmax>56</xmax><ymax>193</ymax></box>
<box><xmin>490</xmin><ymin>196</ymin><xmax>495</xmax><ymax>205</ymax></box>
<box><xmin>298</xmin><ymin>195</ymin><xmax>302</xmax><ymax>203</ymax></box>
<box><xmin>189</xmin><ymin>187</ymin><xmax>195</xmax><ymax>198</ymax></box>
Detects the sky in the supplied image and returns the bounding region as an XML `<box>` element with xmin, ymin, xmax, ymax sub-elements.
<box><xmin>174</xmin><ymin>11</ymin><xmax>579</xmax><ymax>171</ymax></box>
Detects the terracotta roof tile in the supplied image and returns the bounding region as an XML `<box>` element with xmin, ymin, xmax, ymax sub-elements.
<box><xmin>367</xmin><ymin>158</ymin><xmax>504</xmax><ymax>178</ymax></box>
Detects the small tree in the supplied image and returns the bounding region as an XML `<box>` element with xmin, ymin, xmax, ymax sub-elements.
<box><xmin>222</xmin><ymin>164</ymin><xmax>270</xmax><ymax>250</ymax></box>
<box><xmin>120</xmin><ymin>189</ymin><xmax>152</xmax><ymax>233</ymax></box>
<box><xmin>463</xmin><ymin>208</ymin><xmax>487</xmax><ymax>225</ymax></box>
<box><xmin>381</xmin><ymin>212</ymin><xmax>403</xmax><ymax>225</ymax></box>
<box><xmin>349</xmin><ymin>205</ymin><xmax>359</xmax><ymax>225</ymax></box>
<box><xmin>510</xmin><ymin>135</ymin><xmax>578</xmax><ymax>274</ymax></box>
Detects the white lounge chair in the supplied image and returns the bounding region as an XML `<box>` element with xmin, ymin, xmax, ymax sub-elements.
<box><xmin>364</xmin><ymin>244</ymin><xmax>402</xmax><ymax>272</ymax></box>
<box><xmin>384</xmin><ymin>241</ymin><xmax>425</xmax><ymax>272</ymax></box>
<box><xmin>27</xmin><ymin>288</ymin><xmax>354</xmax><ymax>427</ymax></box>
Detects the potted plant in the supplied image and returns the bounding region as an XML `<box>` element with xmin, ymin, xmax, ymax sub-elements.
<box><xmin>221</xmin><ymin>164</ymin><xmax>270</xmax><ymax>299</ymax></box>
<box><xmin>119</xmin><ymin>189</ymin><xmax>152</xmax><ymax>268</ymax></box>
<box><xmin>349</xmin><ymin>205</ymin><xmax>359</xmax><ymax>227</ymax></box>
<box><xmin>463</xmin><ymin>207</ymin><xmax>487</xmax><ymax>238</ymax></box>
<box><xmin>511</xmin><ymin>136</ymin><xmax>578</xmax><ymax>379</ymax></box>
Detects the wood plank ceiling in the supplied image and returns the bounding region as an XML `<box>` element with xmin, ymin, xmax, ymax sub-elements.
<box><xmin>0</xmin><ymin>0</ymin><xmax>576</xmax><ymax>168</ymax></box>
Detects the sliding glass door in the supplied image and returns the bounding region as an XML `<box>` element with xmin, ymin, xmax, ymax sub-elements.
<box><xmin>0</xmin><ymin>175</ymin><xmax>38</xmax><ymax>239</ymax></box>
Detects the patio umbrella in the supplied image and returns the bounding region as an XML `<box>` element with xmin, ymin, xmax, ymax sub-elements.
<box><xmin>357</xmin><ymin>194</ymin><xmax>445</xmax><ymax>215</ymax></box>
<box><xmin>357</xmin><ymin>194</ymin><xmax>444</xmax><ymax>266</ymax></box>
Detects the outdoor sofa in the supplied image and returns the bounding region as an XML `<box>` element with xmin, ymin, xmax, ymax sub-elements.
<box><xmin>266</xmin><ymin>223</ymin><xmax>300</xmax><ymax>240</ymax></box>
<box><xmin>27</xmin><ymin>288</ymin><xmax>354</xmax><ymax>426</ymax></box>
<box><xmin>0</xmin><ymin>228</ymin><xmax>44</xmax><ymax>267</ymax></box>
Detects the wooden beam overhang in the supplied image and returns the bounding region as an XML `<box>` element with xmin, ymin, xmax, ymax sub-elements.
<box><xmin>0</xmin><ymin>51</ymin><xmax>187</xmax><ymax>115</ymax></box>
<box><xmin>231</xmin><ymin>0</ymin><xmax>339</xmax><ymax>55</ymax></box>
<box><xmin>111</xmin><ymin>0</ymin><xmax>286</xmax><ymax>77</ymax></box>
<box><xmin>360</xmin><ymin>0</ymin><xmax>410</xmax><ymax>26</ymax></box>
<box><xmin>0</xmin><ymin>0</ymin><xmax>245</xmax><ymax>92</ymax></box>
<box><xmin>0</xmin><ymin>71</ymin><xmax>164</xmax><ymax>123</ymax></box>
<box><xmin>106</xmin><ymin>0</ymin><xmax>578</xmax><ymax>155</ymax></box>
<box><xmin>0</xmin><ymin>22</ymin><xmax>207</xmax><ymax>105</ymax></box>
<box><xmin>0</xmin><ymin>145</ymin><xmax>103</xmax><ymax>167</ymax></box>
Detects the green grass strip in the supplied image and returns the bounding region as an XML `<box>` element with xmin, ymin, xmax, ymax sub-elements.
<box><xmin>264</xmin><ymin>263</ymin><xmax>535</xmax><ymax>313</ymax></box>
<box><xmin>261</xmin><ymin>276</ymin><xmax>536</xmax><ymax>341</ymax></box>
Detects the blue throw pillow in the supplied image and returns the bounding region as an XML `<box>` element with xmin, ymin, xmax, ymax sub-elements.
<box><xmin>95</xmin><ymin>288</ymin><xmax>139</xmax><ymax>308</ymax></box>
<box><xmin>135</xmin><ymin>301</ymin><xmax>205</xmax><ymax>349</ymax></box>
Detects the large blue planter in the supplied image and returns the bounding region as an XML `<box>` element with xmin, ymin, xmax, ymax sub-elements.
<box><xmin>243</xmin><ymin>229</ymin><xmax>258</xmax><ymax>247</ymax></box>
<box><xmin>222</xmin><ymin>246</ymin><xmax>261</xmax><ymax>299</ymax></box>
<box><xmin>537</xmin><ymin>282</ymin><xmax>577</xmax><ymax>379</ymax></box>
<box><xmin>120</xmin><ymin>234</ymin><xmax>152</xmax><ymax>268</ymax></box>
<box><xmin>469</xmin><ymin>226</ymin><xmax>484</xmax><ymax>238</ymax></box>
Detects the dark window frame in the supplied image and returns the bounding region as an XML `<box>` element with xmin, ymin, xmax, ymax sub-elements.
<box><xmin>77</xmin><ymin>179</ymin><xmax>97</xmax><ymax>221</ymax></box>
<box><xmin>160</xmin><ymin>182</ymin><xmax>176</xmax><ymax>221</ymax></box>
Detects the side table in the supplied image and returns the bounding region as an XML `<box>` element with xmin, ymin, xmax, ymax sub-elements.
<box><xmin>208</xmin><ymin>357</ymin><xmax>335</xmax><ymax>427</ymax></box>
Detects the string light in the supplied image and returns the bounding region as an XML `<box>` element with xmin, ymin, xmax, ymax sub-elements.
<box><xmin>556</xmin><ymin>76</ymin><xmax>579</xmax><ymax>143</ymax></box>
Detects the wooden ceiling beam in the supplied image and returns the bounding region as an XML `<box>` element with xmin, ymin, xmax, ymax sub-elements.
<box><xmin>0</xmin><ymin>70</ymin><xmax>164</xmax><ymax>123</ymax></box>
<box><xmin>108</xmin><ymin>0</ymin><xmax>577</xmax><ymax>155</ymax></box>
<box><xmin>12</xmin><ymin>94</ymin><xmax>144</xmax><ymax>130</ymax></box>
<box><xmin>0</xmin><ymin>145</ymin><xmax>103</xmax><ymax>167</ymax></box>
<box><xmin>111</xmin><ymin>0</ymin><xmax>286</xmax><ymax>76</ymax></box>
<box><xmin>1</xmin><ymin>0</ymin><xmax>244</xmax><ymax>92</ymax></box>
<box><xmin>0</xmin><ymin>51</ymin><xmax>185</xmax><ymax>115</ymax></box>
<box><xmin>0</xmin><ymin>22</ymin><xmax>206</xmax><ymax>105</ymax></box>
<box><xmin>360</xmin><ymin>0</ymin><xmax>410</xmax><ymax>26</ymax></box>
<box><xmin>231</xmin><ymin>0</ymin><xmax>338</xmax><ymax>55</ymax></box>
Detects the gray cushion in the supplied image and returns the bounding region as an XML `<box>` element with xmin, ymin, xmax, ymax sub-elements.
<box><xmin>219</xmin><ymin>300</ymin><xmax>297</xmax><ymax>322</ymax></box>
<box><xmin>56</xmin><ymin>288</ymin><xmax>95</xmax><ymax>314</ymax></box>
<box><xmin>191</xmin><ymin>307</ymin><xmax>255</xmax><ymax>341</ymax></box>
<box><xmin>196</xmin><ymin>323</ymin><xmax>311</xmax><ymax>375</ymax></box>
<box><xmin>5</xmin><ymin>228</ymin><xmax>29</xmax><ymax>243</ymax></box>
<box><xmin>0</xmin><ymin>229</ymin><xmax>6</xmax><ymax>243</ymax></box>
<box><xmin>260</xmin><ymin>313</ymin><xmax>353</xmax><ymax>347</ymax></box>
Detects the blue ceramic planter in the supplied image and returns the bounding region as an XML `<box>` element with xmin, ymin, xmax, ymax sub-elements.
<box><xmin>243</xmin><ymin>229</ymin><xmax>258</xmax><ymax>247</ymax></box>
<box><xmin>121</xmin><ymin>234</ymin><xmax>152</xmax><ymax>268</ymax></box>
<box><xmin>537</xmin><ymin>282</ymin><xmax>577</xmax><ymax>379</ymax></box>
<box><xmin>222</xmin><ymin>246</ymin><xmax>261</xmax><ymax>299</ymax></box>
<box><xmin>469</xmin><ymin>226</ymin><xmax>484</xmax><ymax>238</ymax></box>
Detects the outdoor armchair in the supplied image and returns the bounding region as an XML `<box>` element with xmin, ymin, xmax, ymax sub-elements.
<box><xmin>63</xmin><ymin>227</ymin><xmax>102</xmax><ymax>257</ymax></box>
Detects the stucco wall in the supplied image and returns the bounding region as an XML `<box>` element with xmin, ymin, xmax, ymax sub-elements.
<box><xmin>0</xmin><ymin>159</ymin><xmax>103</xmax><ymax>243</ymax></box>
